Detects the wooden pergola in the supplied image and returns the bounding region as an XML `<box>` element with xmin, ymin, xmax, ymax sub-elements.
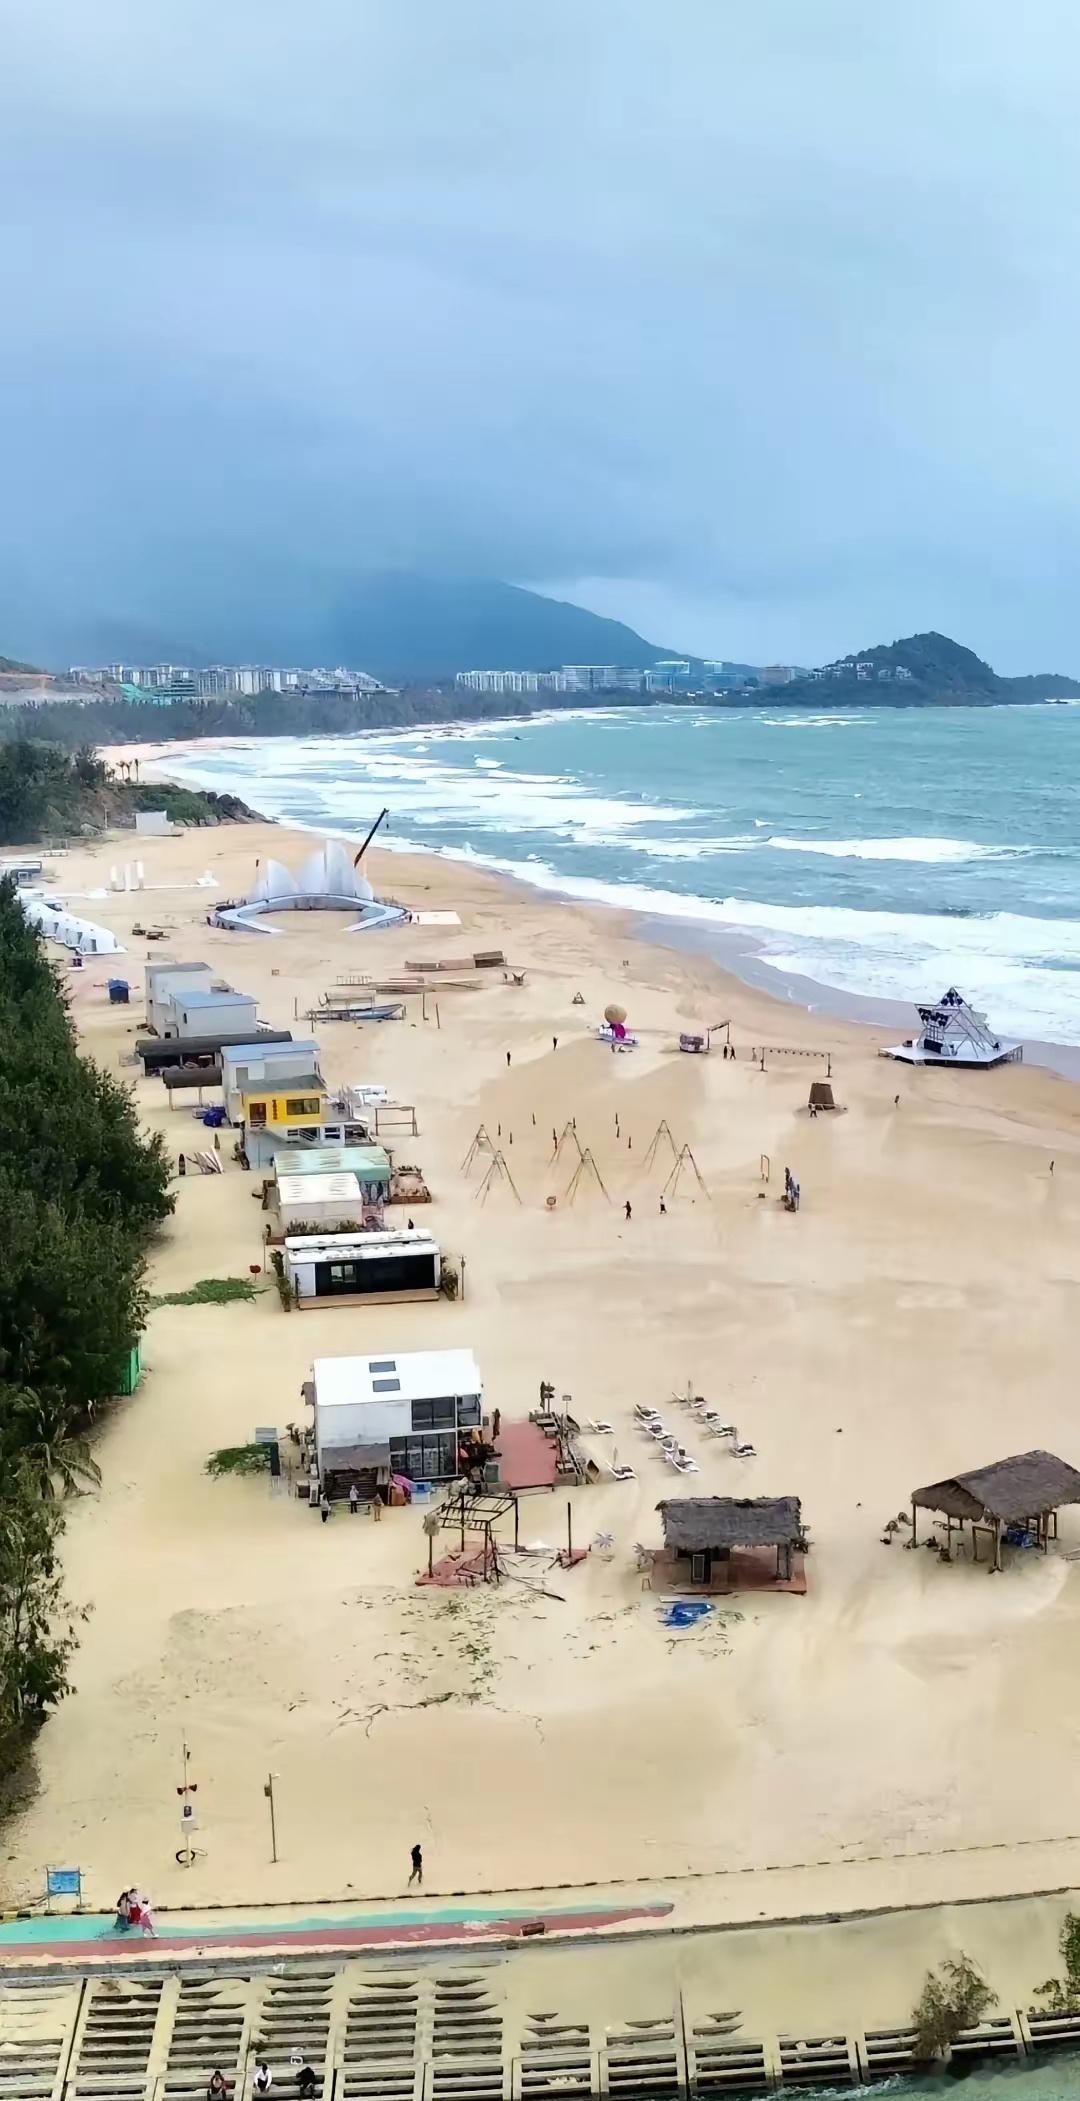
<box><xmin>911</xmin><ymin>1449</ymin><xmax>1080</xmax><ymax>1570</ymax></box>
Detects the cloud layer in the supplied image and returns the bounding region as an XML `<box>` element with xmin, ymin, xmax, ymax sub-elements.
<box><xmin>2</xmin><ymin>2</ymin><xmax>1079</xmax><ymax>667</ymax></box>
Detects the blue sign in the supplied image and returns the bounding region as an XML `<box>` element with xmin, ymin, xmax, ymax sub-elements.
<box><xmin>46</xmin><ymin>1868</ymin><xmax>81</xmax><ymax>1897</ymax></box>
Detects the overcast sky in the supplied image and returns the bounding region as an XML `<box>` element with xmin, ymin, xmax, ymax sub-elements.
<box><xmin>3</xmin><ymin>1</ymin><xmax>1080</xmax><ymax>668</ymax></box>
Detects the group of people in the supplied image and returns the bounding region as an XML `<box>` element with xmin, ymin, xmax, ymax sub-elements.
<box><xmin>206</xmin><ymin>2053</ymin><xmax>317</xmax><ymax>2097</ymax></box>
<box><xmin>783</xmin><ymin>1164</ymin><xmax>801</xmax><ymax>1212</ymax></box>
<box><xmin>113</xmin><ymin>1887</ymin><xmax>156</xmax><ymax>1936</ymax></box>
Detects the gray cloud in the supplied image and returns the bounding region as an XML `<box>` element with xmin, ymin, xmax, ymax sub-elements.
<box><xmin>2</xmin><ymin>0</ymin><xmax>1080</xmax><ymax>666</ymax></box>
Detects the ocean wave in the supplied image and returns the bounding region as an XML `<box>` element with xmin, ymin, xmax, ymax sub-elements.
<box><xmin>759</xmin><ymin>713</ymin><xmax>874</xmax><ymax>728</ymax></box>
<box><xmin>768</xmin><ymin>835</ymin><xmax>1030</xmax><ymax>864</ymax></box>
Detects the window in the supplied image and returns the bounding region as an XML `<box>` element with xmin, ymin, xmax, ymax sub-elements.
<box><xmin>412</xmin><ymin>1397</ymin><xmax>455</xmax><ymax>1430</ymax></box>
<box><xmin>372</xmin><ymin>1376</ymin><xmax>401</xmax><ymax>1394</ymax></box>
<box><xmin>248</xmin><ymin>1102</ymin><xmax>266</xmax><ymax>1127</ymax></box>
<box><xmin>457</xmin><ymin>1396</ymin><xmax>481</xmax><ymax>1427</ymax></box>
<box><xmin>370</xmin><ymin>1359</ymin><xmax>397</xmax><ymax>1372</ymax></box>
<box><xmin>285</xmin><ymin>1097</ymin><xmax>321</xmax><ymax>1117</ymax></box>
<box><xmin>691</xmin><ymin>1553</ymin><xmax>708</xmax><ymax>1584</ymax></box>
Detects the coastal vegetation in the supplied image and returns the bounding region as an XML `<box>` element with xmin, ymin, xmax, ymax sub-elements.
<box><xmin>0</xmin><ymin>738</ymin><xmax>254</xmax><ymax>843</ymax></box>
<box><xmin>0</xmin><ymin>882</ymin><xmax>172</xmax><ymax>1742</ymax></box>
<box><xmin>912</xmin><ymin>1954</ymin><xmax>996</xmax><ymax>2060</ymax></box>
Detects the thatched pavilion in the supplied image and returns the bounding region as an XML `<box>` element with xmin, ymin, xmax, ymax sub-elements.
<box><xmin>656</xmin><ymin>1495</ymin><xmax>806</xmax><ymax>1590</ymax></box>
<box><xmin>910</xmin><ymin>1450</ymin><xmax>1080</xmax><ymax>1569</ymax></box>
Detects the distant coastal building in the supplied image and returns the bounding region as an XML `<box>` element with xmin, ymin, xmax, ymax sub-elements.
<box><xmin>71</xmin><ymin>661</ymin><xmax>389</xmax><ymax>698</ymax></box>
<box><xmin>454</xmin><ymin>669</ymin><xmax>570</xmax><ymax>694</ymax></box>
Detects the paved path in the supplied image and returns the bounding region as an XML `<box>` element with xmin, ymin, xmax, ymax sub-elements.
<box><xmin>0</xmin><ymin>1897</ymin><xmax>672</xmax><ymax>1964</ymax></box>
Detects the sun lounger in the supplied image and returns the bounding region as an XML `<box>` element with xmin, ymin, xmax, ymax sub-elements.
<box><xmin>587</xmin><ymin>1419</ymin><xmax>614</xmax><ymax>1434</ymax></box>
<box><xmin>671</xmin><ymin>1452</ymin><xmax>700</xmax><ymax>1473</ymax></box>
<box><xmin>647</xmin><ymin>1421</ymin><xmax>670</xmax><ymax>1439</ymax></box>
<box><xmin>608</xmin><ymin>1462</ymin><xmax>636</xmax><ymax>1482</ymax></box>
<box><xmin>733</xmin><ymin>1442</ymin><xmax>756</xmax><ymax>1458</ymax></box>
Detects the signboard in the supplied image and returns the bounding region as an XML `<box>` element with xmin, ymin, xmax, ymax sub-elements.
<box><xmin>45</xmin><ymin>1867</ymin><xmax>82</xmax><ymax>1903</ymax></box>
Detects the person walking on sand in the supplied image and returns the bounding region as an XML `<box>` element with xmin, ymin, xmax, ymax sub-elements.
<box><xmin>408</xmin><ymin>1842</ymin><xmax>424</xmax><ymax>1888</ymax></box>
<box><xmin>349</xmin><ymin>1483</ymin><xmax>359</xmax><ymax>1515</ymax></box>
<box><xmin>552</xmin><ymin>1035</ymin><xmax>558</xmax><ymax>1051</ymax></box>
<box><xmin>506</xmin><ymin>1050</ymin><xmax>511</xmax><ymax>1068</ymax></box>
<box><xmin>624</xmin><ymin>1200</ymin><xmax>632</xmax><ymax>1222</ymax></box>
<box><xmin>491</xmin><ymin>1407</ymin><xmax>501</xmax><ymax>1442</ymax></box>
<box><xmin>320</xmin><ymin>1490</ymin><xmax>331</xmax><ymax>1523</ymax></box>
<box><xmin>659</xmin><ymin>1196</ymin><xmax>667</xmax><ymax>1216</ymax></box>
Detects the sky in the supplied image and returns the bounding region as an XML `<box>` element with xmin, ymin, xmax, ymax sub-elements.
<box><xmin>3</xmin><ymin>1</ymin><xmax>1080</xmax><ymax>670</ymax></box>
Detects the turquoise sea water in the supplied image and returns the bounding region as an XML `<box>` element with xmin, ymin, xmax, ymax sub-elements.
<box><xmin>162</xmin><ymin>701</ymin><xmax>1080</xmax><ymax>1046</ymax></box>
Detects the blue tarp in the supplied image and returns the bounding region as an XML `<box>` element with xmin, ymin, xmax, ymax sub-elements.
<box><xmin>662</xmin><ymin>1600</ymin><xmax>712</xmax><ymax>1629</ymax></box>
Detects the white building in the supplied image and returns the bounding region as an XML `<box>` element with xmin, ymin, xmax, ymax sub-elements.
<box><xmin>284</xmin><ymin>1227</ymin><xmax>441</xmax><ymax>1307</ymax></box>
<box><xmin>310</xmin><ymin>1348</ymin><xmax>483</xmax><ymax>1484</ymax></box>
<box><xmin>275</xmin><ymin>1171</ymin><xmax>365</xmax><ymax>1234</ymax></box>
<box><xmin>144</xmin><ymin>960</ymin><xmax>213</xmax><ymax>1033</ymax></box>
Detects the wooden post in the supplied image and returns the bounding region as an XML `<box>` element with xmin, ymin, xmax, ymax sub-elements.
<box><xmin>514</xmin><ymin>1496</ymin><xmax>520</xmax><ymax>1552</ymax></box>
<box><xmin>994</xmin><ymin>1519</ymin><xmax>1002</xmax><ymax>1572</ymax></box>
<box><xmin>460</xmin><ymin>1499</ymin><xmax>466</xmax><ymax>1554</ymax></box>
<box><xmin>910</xmin><ymin>1499</ymin><xmax>917</xmax><ymax>1546</ymax></box>
<box><xmin>428</xmin><ymin>1530</ymin><xmax>434</xmax><ymax>1577</ymax></box>
<box><xmin>567</xmin><ymin>1500</ymin><xmax>573</xmax><ymax>1560</ymax></box>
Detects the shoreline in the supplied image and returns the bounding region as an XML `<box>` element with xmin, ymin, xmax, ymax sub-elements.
<box><xmin>115</xmin><ymin>736</ymin><xmax>1080</xmax><ymax>1084</ymax></box>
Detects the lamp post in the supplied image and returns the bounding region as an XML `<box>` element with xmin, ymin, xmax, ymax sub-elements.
<box><xmin>264</xmin><ymin>1773</ymin><xmax>279</xmax><ymax>1864</ymax></box>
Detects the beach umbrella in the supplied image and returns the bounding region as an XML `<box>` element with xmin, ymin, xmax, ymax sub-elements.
<box><xmin>604</xmin><ymin>1003</ymin><xmax>627</xmax><ymax>1026</ymax></box>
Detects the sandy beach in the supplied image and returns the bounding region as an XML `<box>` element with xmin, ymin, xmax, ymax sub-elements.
<box><xmin>7</xmin><ymin>789</ymin><xmax>1080</xmax><ymax>2021</ymax></box>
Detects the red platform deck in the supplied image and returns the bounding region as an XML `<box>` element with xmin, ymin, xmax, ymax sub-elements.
<box><xmin>496</xmin><ymin>1418</ymin><xmax>557</xmax><ymax>1491</ymax></box>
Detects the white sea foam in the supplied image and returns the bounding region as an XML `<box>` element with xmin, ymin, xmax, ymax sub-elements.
<box><xmin>769</xmin><ymin>835</ymin><xmax>1028</xmax><ymax>864</ymax></box>
<box><xmin>156</xmin><ymin>727</ymin><xmax>1080</xmax><ymax>1045</ymax></box>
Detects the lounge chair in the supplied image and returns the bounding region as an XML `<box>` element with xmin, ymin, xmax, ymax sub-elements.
<box><xmin>647</xmin><ymin>1421</ymin><xmax>670</xmax><ymax>1440</ymax></box>
<box><xmin>587</xmin><ymin>1418</ymin><xmax>614</xmax><ymax>1434</ymax></box>
<box><xmin>608</xmin><ymin>1462</ymin><xmax>636</xmax><ymax>1482</ymax></box>
<box><xmin>671</xmin><ymin>1452</ymin><xmax>700</xmax><ymax>1473</ymax></box>
<box><xmin>733</xmin><ymin>1442</ymin><xmax>756</xmax><ymax>1459</ymax></box>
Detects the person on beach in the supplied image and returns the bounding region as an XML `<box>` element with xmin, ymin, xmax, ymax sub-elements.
<box><xmin>207</xmin><ymin>2072</ymin><xmax>230</xmax><ymax>2098</ymax></box>
<box><xmin>114</xmin><ymin>1889</ymin><xmax>131</xmax><ymax>1929</ymax></box>
<box><xmin>491</xmin><ymin>1407</ymin><xmax>501</xmax><ymax>1442</ymax></box>
<box><xmin>552</xmin><ymin>1036</ymin><xmax>558</xmax><ymax>1051</ymax></box>
<box><xmin>408</xmin><ymin>1841</ymin><xmax>423</xmax><ymax>1887</ymax></box>
<box><xmin>659</xmin><ymin>1197</ymin><xmax>667</xmax><ymax>1216</ymax></box>
<box><xmin>319</xmin><ymin>1490</ymin><xmax>331</xmax><ymax>1523</ymax></box>
<box><xmin>505</xmin><ymin>1050</ymin><xmax>511</xmax><ymax>1068</ymax></box>
<box><xmin>178</xmin><ymin>1153</ymin><xmax>186</xmax><ymax>1176</ymax></box>
<box><xmin>253</xmin><ymin>2062</ymin><xmax>273</xmax><ymax>2094</ymax></box>
<box><xmin>624</xmin><ymin>1200</ymin><xmax>632</xmax><ymax>1221</ymax></box>
<box><xmin>293</xmin><ymin>2064</ymin><xmax>316</xmax><ymax>2099</ymax></box>
<box><xmin>349</xmin><ymin>1483</ymin><xmax>359</xmax><ymax>1514</ymax></box>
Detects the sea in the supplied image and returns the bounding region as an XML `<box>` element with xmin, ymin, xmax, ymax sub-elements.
<box><xmin>159</xmin><ymin>700</ymin><xmax>1080</xmax><ymax>1051</ymax></box>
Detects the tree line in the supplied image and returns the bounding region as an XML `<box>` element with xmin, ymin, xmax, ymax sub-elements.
<box><xmin>0</xmin><ymin>883</ymin><xmax>172</xmax><ymax>1743</ymax></box>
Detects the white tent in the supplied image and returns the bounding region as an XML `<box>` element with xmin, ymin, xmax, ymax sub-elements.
<box><xmin>20</xmin><ymin>893</ymin><xmax>124</xmax><ymax>956</ymax></box>
<box><xmin>214</xmin><ymin>838</ymin><xmax>401</xmax><ymax>933</ymax></box>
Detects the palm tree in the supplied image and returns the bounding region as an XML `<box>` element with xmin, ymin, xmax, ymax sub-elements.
<box><xmin>0</xmin><ymin>1388</ymin><xmax>101</xmax><ymax>1499</ymax></box>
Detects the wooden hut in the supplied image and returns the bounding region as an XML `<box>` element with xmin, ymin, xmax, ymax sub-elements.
<box><xmin>656</xmin><ymin>1495</ymin><xmax>805</xmax><ymax>1588</ymax></box>
<box><xmin>910</xmin><ymin>1449</ymin><xmax>1080</xmax><ymax>1569</ymax></box>
<box><xmin>808</xmin><ymin>1079</ymin><xmax>836</xmax><ymax>1110</ymax></box>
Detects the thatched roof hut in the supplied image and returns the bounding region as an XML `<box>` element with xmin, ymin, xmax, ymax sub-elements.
<box><xmin>657</xmin><ymin>1496</ymin><xmax>804</xmax><ymax>1582</ymax></box>
<box><xmin>910</xmin><ymin>1449</ymin><xmax>1080</xmax><ymax>1567</ymax></box>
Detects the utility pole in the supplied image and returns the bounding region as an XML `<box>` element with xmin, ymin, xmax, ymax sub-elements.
<box><xmin>264</xmin><ymin>1772</ymin><xmax>279</xmax><ymax>1864</ymax></box>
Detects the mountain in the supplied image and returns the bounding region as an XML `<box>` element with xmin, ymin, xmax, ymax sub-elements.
<box><xmin>31</xmin><ymin>574</ymin><xmax>671</xmax><ymax>680</ymax></box>
<box><xmin>0</xmin><ymin>653</ymin><xmax>38</xmax><ymax>674</ymax></box>
<box><xmin>777</xmin><ymin>631</ymin><xmax>1080</xmax><ymax>705</ymax></box>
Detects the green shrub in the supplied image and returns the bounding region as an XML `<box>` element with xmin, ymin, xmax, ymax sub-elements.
<box><xmin>913</xmin><ymin>1955</ymin><xmax>996</xmax><ymax>2060</ymax></box>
